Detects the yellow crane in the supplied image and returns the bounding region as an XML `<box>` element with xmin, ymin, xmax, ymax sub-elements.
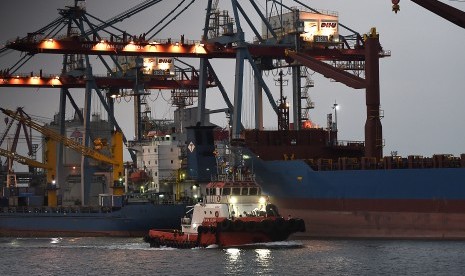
<box><xmin>0</xmin><ymin>147</ymin><xmax>53</xmax><ymax>171</ymax></box>
<box><xmin>0</xmin><ymin>107</ymin><xmax>124</xmax><ymax>206</ymax></box>
<box><xmin>0</xmin><ymin>143</ymin><xmax>56</xmax><ymax>186</ymax></box>
<box><xmin>0</xmin><ymin>138</ymin><xmax>58</xmax><ymax>205</ymax></box>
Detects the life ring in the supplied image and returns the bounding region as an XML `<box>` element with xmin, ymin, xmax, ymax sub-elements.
<box><xmin>216</xmin><ymin>195</ymin><xmax>221</xmax><ymax>202</ymax></box>
<box><xmin>215</xmin><ymin>211</ymin><xmax>219</xmax><ymax>217</ymax></box>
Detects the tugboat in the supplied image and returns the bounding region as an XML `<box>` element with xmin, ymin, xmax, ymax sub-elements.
<box><xmin>144</xmin><ymin>170</ymin><xmax>305</xmax><ymax>248</ymax></box>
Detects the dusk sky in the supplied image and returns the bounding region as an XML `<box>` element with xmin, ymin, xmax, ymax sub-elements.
<box><xmin>1</xmin><ymin>0</ymin><xmax>465</xmax><ymax>167</ymax></box>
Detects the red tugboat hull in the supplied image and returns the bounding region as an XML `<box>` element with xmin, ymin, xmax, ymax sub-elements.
<box><xmin>145</xmin><ymin>217</ymin><xmax>305</xmax><ymax>248</ymax></box>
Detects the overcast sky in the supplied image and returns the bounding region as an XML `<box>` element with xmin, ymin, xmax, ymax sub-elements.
<box><xmin>1</xmin><ymin>0</ymin><xmax>465</xmax><ymax>167</ymax></box>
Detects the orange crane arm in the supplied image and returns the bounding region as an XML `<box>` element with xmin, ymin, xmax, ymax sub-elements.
<box><xmin>285</xmin><ymin>50</ymin><xmax>366</xmax><ymax>89</ymax></box>
<box><xmin>0</xmin><ymin>107</ymin><xmax>119</xmax><ymax>166</ymax></box>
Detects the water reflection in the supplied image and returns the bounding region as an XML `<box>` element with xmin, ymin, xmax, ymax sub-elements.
<box><xmin>225</xmin><ymin>248</ymin><xmax>241</xmax><ymax>262</ymax></box>
<box><xmin>255</xmin><ymin>248</ymin><xmax>271</xmax><ymax>266</ymax></box>
<box><xmin>224</xmin><ymin>248</ymin><xmax>243</xmax><ymax>274</ymax></box>
<box><xmin>50</xmin><ymin>237</ymin><xmax>62</xmax><ymax>244</ymax></box>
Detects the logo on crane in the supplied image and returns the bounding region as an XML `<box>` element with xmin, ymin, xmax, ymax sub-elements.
<box><xmin>320</xmin><ymin>22</ymin><xmax>337</xmax><ymax>29</ymax></box>
<box><xmin>158</xmin><ymin>58</ymin><xmax>173</xmax><ymax>64</ymax></box>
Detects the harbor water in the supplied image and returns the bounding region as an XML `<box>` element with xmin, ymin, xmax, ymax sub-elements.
<box><xmin>1</xmin><ymin>237</ymin><xmax>464</xmax><ymax>275</ymax></box>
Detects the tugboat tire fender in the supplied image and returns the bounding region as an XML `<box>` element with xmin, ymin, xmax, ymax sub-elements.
<box><xmin>275</xmin><ymin>217</ymin><xmax>287</xmax><ymax>232</ymax></box>
<box><xmin>261</xmin><ymin>219</ymin><xmax>274</xmax><ymax>233</ymax></box>
<box><xmin>220</xmin><ymin>219</ymin><xmax>232</xmax><ymax>232</ymax></box>
<box><xmin>288</xmin><ymin>218</ymin><xmax>298</xmax><ymax>232</ymax></box>
<box><xmin>245</xmin><ymin>221</ymin><xmax>258</xmax><ymax>232</ymax></box>
<box><xmin>297</xmin><ymin>218</ymin><xmax>306</xmax><ymax>232</ymax></box>
<box><xmin>233</xmin><ymin>220</ymin><xmax>245</xmax><ymax>231</ymax></box>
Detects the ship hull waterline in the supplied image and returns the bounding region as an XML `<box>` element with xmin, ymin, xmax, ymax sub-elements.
<box><xmin>247</xmin><ymin>156</ymin><xmax>465</xmax><ymax>240</ymax></box>
<box><xmin>275</xmin><ymin>198</ymin><xmax>465</xmax><ymax>240</ymax></box>
<box><xmin>0</xmin><ymin>203</ymin><xmax>188</xmax><ymax>237</ymax></box>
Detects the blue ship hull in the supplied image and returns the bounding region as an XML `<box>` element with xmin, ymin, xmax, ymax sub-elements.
<box><xmin>0</xmin><ymin>202</ymin><xmax>187</xmax><ymax>237</ymax></box>
<box><xmin>252</xmin><ymin>159</ymin><xmax>465</xmax><ymax>200</ymax></box>
<box><xmin>247</xmin><ymin>156</ymin><xmax>465</xmax><ymax>239</ymax></box>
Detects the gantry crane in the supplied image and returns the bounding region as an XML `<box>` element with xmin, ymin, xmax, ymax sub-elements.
<box><xmin>4</xmin><ymin>3</ymin><xmax>387</xmax><ymax>158</ymax></box>
<box><xmin>0</xmin><ymin>107</ymin><xmax>123</xmax><ymax>206</ymax></box>
<box><xmin>2</xmin><ymin>1</ymin><xmax>390</xmax><ymax>163</ymax></box>
<box><xmin>0</xmin><ymin>0</ymin><xmax>201</xmax><ymax>189</ymax></box>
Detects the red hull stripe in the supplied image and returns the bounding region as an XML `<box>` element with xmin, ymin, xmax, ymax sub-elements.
<box><xmin>273</xmin><ymin>198</ymin><xmax>465</xmax><ymax>213</ymax></box>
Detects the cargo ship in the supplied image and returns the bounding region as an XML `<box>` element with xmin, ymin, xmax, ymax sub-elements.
<box><xmin>217</xmin><ymin>2</ymin><xmax>465</xmax><ymax>240</ymax></box>
<box><xmin>0</xmin><ymin>197</ymin><xmax>187</xmax><ymax>237</ymax></box>
<box><xmin>237</xmin><ymin>128</ymin><xmax>465</xmax><ymax>239</ymax></box>
<box><xmin>0</xmin><ymin>109</ymin><xmax>193</xmax><ymax>238</ymax></box>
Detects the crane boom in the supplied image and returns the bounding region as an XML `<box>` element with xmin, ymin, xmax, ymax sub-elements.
<box><xmin>0</xmin><ymin>107</ymin><xmax>119</xmax><ymax>166</ymax></box>
<box><xmin>412</xmin><ymin>0</ymin><xmax>465</xmax><ymax>29</ymax></box>
<box><xmin>393</xmin><ymin>0</ymin><xmax>465</xmax><ymax>29</ymax></box>
<box><xmin>0</xmin><ymin>147</ymin><xmax>52</xmax><ymax>170</ymax></box>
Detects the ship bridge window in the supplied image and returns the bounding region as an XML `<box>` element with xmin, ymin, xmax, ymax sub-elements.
<box><xmin>241</xmin><ymin>188</ymin><xmax>248</xmax><ymax>195</ymax></box>
<box><xmin>222</xmin><ymin>188</ymin><xmax>231</xmax><ymax>195</ymax></box>
<box><xmin>232</xmin><ymin>187</ymin><xmax>241</xmax><ymax>195</ymax></box>
<box><xmin>206</xmin><ymin>188</ymin><xmax>215</xmax><ymax>195</ymax></box>
<box><xmin>249</xmin><ymin>187</ymin><xmax>258</xmax><ymax>195</ymax></box>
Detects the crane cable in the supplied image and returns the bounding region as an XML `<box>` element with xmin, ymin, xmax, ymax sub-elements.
<box><xmin>146</xmin><ymin>0</ymin><xmax>196</xmax><ymax>40</ymax></box>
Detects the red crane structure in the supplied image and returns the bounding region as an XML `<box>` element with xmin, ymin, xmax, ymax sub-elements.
<box><xmin>0</xmin><ymin>0</ymin><xmax>212</xmax><ymax>201</ymax></box>
<box><xmin>3</xmin><ymin>0</ymin><xmax>390</xmax><ymax>161</ymax></box>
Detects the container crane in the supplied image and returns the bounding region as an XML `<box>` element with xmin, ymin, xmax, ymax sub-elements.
<box><xmin>3</xmin><ymin>1</ymin><xmax>390</xmax><ymax>162</ymax></box>
<box><xmin>0</xmin><ymin>0</ymin><xmax>192</xmax><ymax>169</ymax></box>
<box><xmin>0</xmin><ymin>107</ymin><xmax>123</xmax><ymax>206</ymax></box>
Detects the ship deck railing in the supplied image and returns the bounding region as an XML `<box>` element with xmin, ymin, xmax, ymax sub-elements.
<box><xmin>305</xmin><ymin>154</ymin><xmax>465</xmax><ymax>171</ymax></box>
<box><xmin>212</xmin><ymin>172</ymin><xmax>256</xmax><ymax>183</ymax></box>
<box><xmin>0</xmin><ymin>206</ymin><xmax>114</xmax><ymax>214</ymax></box>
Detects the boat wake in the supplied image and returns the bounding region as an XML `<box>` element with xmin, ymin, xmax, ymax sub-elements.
<box><xmin>0</xmin><ymin>237</ymin><xmax>304</xmax><ymax>250</ymax></box>
<box><xmin>190</xmin><ymin>240</ymin><xmax>305</xmax><ymax>250</ymax></box>
<box><xmin>232</xmin><ymin>240</ymin><xmax>305</xmax><ymax>249</ymax></box>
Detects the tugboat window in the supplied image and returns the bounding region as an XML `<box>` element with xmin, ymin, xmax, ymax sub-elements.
<box><xmin>241</xmin><ymin>188</ymin><xmax>248</xmax><ymax>195</ymax></box>
<box><xmin>223</xmin><ymin>188</ymin><xmax>231</xmax><ymax>195</ymax></box>
<box><xmin>232</xmin><ymin>188</ymin><xmax>241</xmax><ymax>195</ymax></box>
<box><xmin>249</xmin><ymin>188</ymin><xmax>258</xmax><ymax>195</ymax></box>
